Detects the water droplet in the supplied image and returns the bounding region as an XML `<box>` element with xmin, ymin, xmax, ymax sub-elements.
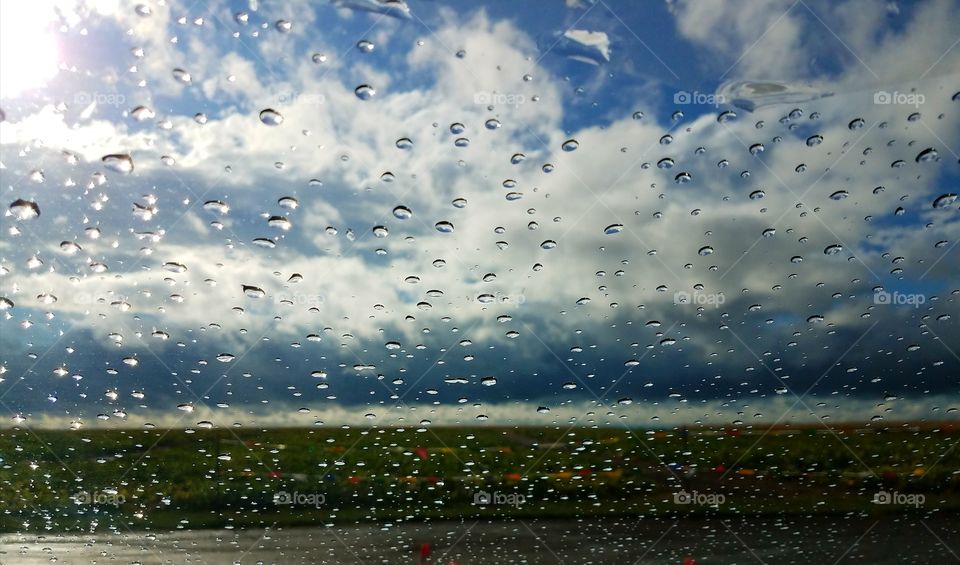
<box><xmin>915</xmin><ymin>148</ymin><xmax>939</xmax><ymax>163</ymax></box>
<box><xmin>354</xmin><ymin>85</ymin><xmax>376</xmax><ymax>100</ymax></box>
<box><xmin>268</xmin><ymin>216</ymin><xmax>291</xmax><ymax>230</ymax></box>
<box><xmin>242</xmin><ymin>285</ymin><xmax>266</xmax><ymax>298</ymax></box>
<box><xmin>698</xmin><ymin>246</ymin><xmax>714</xmax><ymax>256</ymax></box>
<box><xmin>393</xmin><ymin>205</ymin><xmax>412</xmax><ymax>219</ymax></box>
<box><xmin>604</xmin><ymin>224</ymin><xmax>623</xmax><ymax>235</ymax></box>
<box><xmin>561</xmin><ymin>139</ymin><xmax>579</xmax><ymax>152</ymax></box>
<box><xmin>749</xmin><ymin>190</ymin><xmax>765</xmax><ymax>200</ymax></box>
<box><xmin>8</xmin><ymin>199</ymin><xmax>40</xmax><ymax>220</ymax></box>
<box><xmin>450</xmin><ymin>122</ymin><xmax>465</xmax><ymax>134</ymax></box>
<box><xmin>102</xmin><ymin>154</ymin><xmax>134</xmax><ymax>174</ymax></box>
<box><xmin>484</xmin><ymin>118</ymin><xmax>501</xmax><ymax>130</ymax></box>
<box><xmin>829</xmin><ymin>190</ymin><xmax>849</xmax><ymax>200</ymax></box>
<box><xmin>806</xmin><ymin>134</ymin><xmax>823</xmax><ymax>146</ymax></box>
<box><xmin>452</xmin><ymin>198</ymin><xmax>467</xmax><ymax>208</ymax></box>
<box><xmin>454</xmin><ymin>137</ymin><xmax>469</xmax><ymax>147</ymax></box>
<box><xmin>674</xmin><ymin>171</ymin><xmax>692</xmax><ymax>184</ymax></box>
<box><xmin>540</xmin><ymin>240</ymin><xmax>557</xmax><ymax>250</ymax></box>
<box><xmin>657</xmin><ymin>158</ymin><xmax>674</xmax><ymax>169</ymax></box>
<box><xmin>259</xmin><ymin>109</ymin><xmax>283</xmax><ymax>126</ymax></box>
<box><xmin>848</xmin><ymin>118</ymin><xmax>865</xmax><ymax>130</ymax></box>
<box><xmin>749</xmin><ymin>143</ymin><xmax>764</xmax><ymax>155</ymax></box>
<box><xmin>130</xmin><ymin>105</ymin><xmax>156</xmax><ymax>121</ymax></box>
<box><xmin>823</xmin><ymin>244</ymin><xmax>843</xmax><ymax>255</ymax></box>
<box><xmin>435</xmin><ymin>221</ymin><xmax>454</xmax><ymax>233</ymax></box>
<box><xmin>278</xmin><ymin>196</ymin><xmax>299</xmax><ymax>210</ymax></box>
<box><xmin>932</xmin><ymin>193</ymin><xmax>957</xmax><ymax>208</ymax></box>
<box><xmin>356</xmin><ymin>39</ymin><xmax>375</xmax><ymax>53</ymax></box>
<box><xmin>275</xmin><ymin>20</ymin><xmax>292</xmax><ymax>32</ymax></box>
<box><xmin>172</xmin><ymin>68</ymin><xmax>192</xmax><ymax>84</ymax></box>
<box><xmin>372</xmin><ymin>225</ymin><xmax>389</xmax><ymax>238</ymax></box>
<box><xmin>395</xmin><ymin>137</ymin><xmax>413</xmax><ymax>150</ymax></box>
<box><xmin>511</xmin><ymin>153</ymin><xmax>526</xmax><ymax>164</ymax></box>
<box><xmin>717</xmin><ymin>110</ymin><xmax>737</xmax><ymax>123</ymax></box>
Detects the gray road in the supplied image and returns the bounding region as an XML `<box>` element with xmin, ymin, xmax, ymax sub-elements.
<box><xmin>0</xmin><ymin>515</ymin><xmax>957</xmax><ymax>564</ymax></box>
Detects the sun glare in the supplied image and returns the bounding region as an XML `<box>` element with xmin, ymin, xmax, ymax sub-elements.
<box><xmin>0</xmin><ymin>2</ymin><xmax>60</xmax><ymax>98</ymax></box>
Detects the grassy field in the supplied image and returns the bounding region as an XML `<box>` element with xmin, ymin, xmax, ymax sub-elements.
<box><xmin>1</xmin><ymin>423</ymin><xmax>958</xmax><ymax>532</ymax></box>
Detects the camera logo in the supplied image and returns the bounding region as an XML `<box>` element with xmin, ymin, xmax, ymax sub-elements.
<box><xmin>673</xmin><ymin>91</ymin><xmax>726</xmax><ymax>106</ymax></box>
<box><xmin>873</xmin><ymin>90</ymin><xmax>924</xmax><ymax>107</ymax></box>
<box><xmin>873</xmin><ymin>290</ymin><xmax>925</xmax><ymax>308</ymax></box>
<box><xmin>74</xmin><ymin>490</ymin><xmax>124</xmax><ymax>506</ymax></box>
<box><xmin>73</xmin><ymin>91</ymin><xmax>126</xmax><ymax>107</ymax></box>
<box><xmin>474</xmin><ymin>91</ymin><xmax>525</xmax><ymax>107</ymax></box>
<box><xmin>474</xmin><ymin>490</ymin><xmax>491</xmax><ymax>505</ymax></box>
<box><xmin>674</xmin><ymin>291</ymin><xmax>725</xmax><ymax>307</ymax></box>
<box><xmin>274</xmin><ymin>490</ymin><xmax>325</xmax><ymax>508</ymax></box>
<box><xmin>872</xmin><ymin>490</ymin><xmax>924</xmax><ymax>508</ymax></box>
<box><xmin>673</xmin><ymin>489</ymin><xmax>725</xmax><ymax>506</ymax></box>
<box><xmin>473</xmin><ymin>490</ymin><xmax>525</xmax><ymax>507</ymax></box>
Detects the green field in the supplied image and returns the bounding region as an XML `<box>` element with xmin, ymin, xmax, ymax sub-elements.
<box><xmin>1</xmin><ymin>423</ymin><xmax>958</xmax><ymax>532</ymax></box>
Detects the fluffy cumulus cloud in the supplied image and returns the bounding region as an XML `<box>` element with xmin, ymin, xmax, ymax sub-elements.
<box><xmin>0</xmin><ymin>0</ymin><xmax>958</xmax><ymax>429</ymax></box>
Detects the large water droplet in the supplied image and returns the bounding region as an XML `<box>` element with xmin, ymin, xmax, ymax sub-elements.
<box><xmin>8</xmin><ymin>199</ymin><xmax>40</xmax><ymax>220</ymax></box>
<box><xmin>915</xmin><ymin>148</ymin><xmax>939</xmax><ymax>163</ymax></box>
<box><xmin>102</xmin><ymin>154</ymin><xmax>135</xmax><ymax>174</ymax></box>
<box><xmin>604</xmin><ymin>224</ymin><xmax>623</xmax><ymax>235</ymax></box>
<box><xmin>561</xmin><ymin>139</ymin><xmax>579</xmax><ymax>152</ymax></box>
<box><xmin>354</xmin><ymin>85</ymin><xmax>376</xmax><ymax>100</ymax></box>
<box><xmin>932</xmin><ymin>193</ymin><xmax>957</xmax><ymax>208</ymax></box>
<box><xmin>259</xmin><ymin>109</ymin><xmax>283</xmax><ymax>126</ymax></box>
<box><xmin>393</xmin><ymin>205</ymin><xmax>412</xmax><ymax>219</ymax></box>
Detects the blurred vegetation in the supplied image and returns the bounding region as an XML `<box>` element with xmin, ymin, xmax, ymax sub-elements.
<box><xmin>0</xmin><ymin>423</ymin><xmax>958</xmax><ymax>532</ymax></box>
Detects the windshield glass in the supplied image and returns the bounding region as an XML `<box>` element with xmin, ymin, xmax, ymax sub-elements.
<box><xmin>1</xmin><ymin>1</ymin><xmax>958</xmax><ymax>563</ymax></box>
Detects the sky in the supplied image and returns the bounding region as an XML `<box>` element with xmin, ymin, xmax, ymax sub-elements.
<box><xmin>0</xmin><ymin>0</ymin><xmax>959</xmax><ymax>429</ymax></box>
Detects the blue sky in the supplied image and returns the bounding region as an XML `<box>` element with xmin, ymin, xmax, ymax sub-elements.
<box><xmin>0</xmin><ymin>0</ymin><xmax>958</xmax><ymax>428</ymax></box>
